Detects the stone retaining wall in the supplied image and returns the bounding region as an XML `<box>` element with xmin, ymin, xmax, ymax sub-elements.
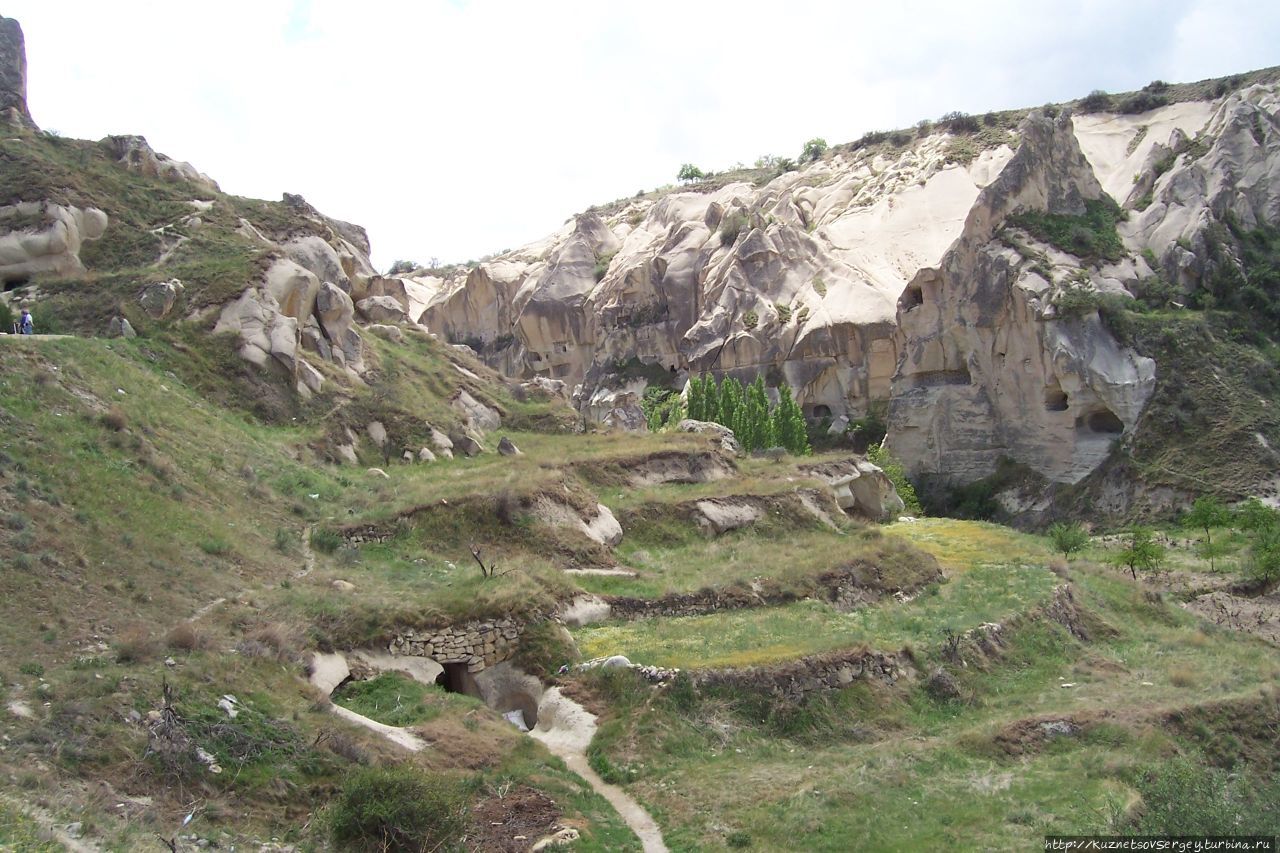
<box><xmin>692</xmin><ymin>648</ymin><xmax>909</xmax><ymax>702</ymax></box>
<box><xmin>605</xmin><ymin>561</ymin><xmax>943</xmax><ymax>621</ymax></box>
<box><xmin>389</xmin><ymin>617</ymin><xmax>523</xmax><ymax>673</ymax></box>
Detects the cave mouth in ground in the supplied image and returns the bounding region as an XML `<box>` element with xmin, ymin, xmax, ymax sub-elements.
<box><xmin>435</xmin><ymin>663</ymin><xmax>483</xmax><ymax>700</ymax></box>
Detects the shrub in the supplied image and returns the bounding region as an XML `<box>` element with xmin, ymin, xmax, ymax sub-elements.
<box><xmin>867</xmin><ymin>443</ymin><xmax>921</xmax><ymax>515</ymax></box>
<box><xmin>1078</xmin><ymin>89</ymin><xmax>1113</xmax><ymax>113</ymax></box>
<box><xmin>1112</xmin><ymin>526</ymin><xmax>1164</xmax><ymax>580</ymax></box>
<box><xmin>1048</xmin><ymin>521</ymin><xmax>1090</xmax><ymax>559</ymax></box>
<box><xmin>800</xmin><ymin>137</ymin><xmax>828</xmax><ymax>163</ymax></box>
<box><xmin>386</xmin><ymin>260</ymin><xmax>417</xmax><ymax>276</ymax></box>
<box><xmin>311</xmin><ymin>528</ymin><xmax>342</xmax><ymax>554</ymax></box>
<box><xmin>1008</xmin><ymin>198</ymin><xmax>1126</xmax><ymax>264</ymax></box>
<box><xmin>1053</xmin><ymin>282</ymin><xmax>1101</xmax><ymax>319</ymax></box>
<box><xmin>274</xmin><ymin>527</ymin><xmax>294</xmax><ymax>554</ymax></box>
<box><xmin>1119</xmin><ymin>91</ymin><xmax>1169</xmax><ymax>114</ymax></box>
<box><xmin>939</xmin><ymin>111</ymin><xmax>980</xmax><ymax>134</ymax></box>
<box><xmin>774</xmin><ymin>302</ymin><xmax>792</xmax><ymax>324</ymax></box>
<box><xmin>1130</xmin><ymin>757</ymin><xmax>1280</xmax><ymax>835</ymax></box>
<box><xmin>719</xmin><ymin>212</ymin><xmax>748</xmax><ymax>245</ymax></box>
<box><xmin>199</xmin><ymin>538</ymin><xmax>232</xmax><ymax>556</ymax></box>
<box><xmin>593</xmin><ymin>250</ymin><xmax>616</xmax><ymax>282</ymax></box>
<box><xmin>326</xmin><ymin>766</ymin><xmax>470</xmax><ymax>853</ymax></box>
<box><xmin>164</xmin><ymin>622</ymin><xmax>205</xmax><ymax>652</ymax></box>
<box><xmin>741</xmin><ymin>310</ymin><xmax>759</xmax><ymax>330</ymax></box>
<box><xmin>101</xmin><ymin>406</ymin><xmax>128</xmax><ymax>432</ymax></box>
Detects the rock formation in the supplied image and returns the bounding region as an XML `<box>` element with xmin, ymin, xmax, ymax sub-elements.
<box><xmin>0</xmin><ymin>202</ymin><xmax>107</xmax><ymax>284</ymax></box>
<box><xmin>419</xmin><ymin>133</ymin><xmax>1015</xmax><ymax>425</ymax></box>
<box><xmin>887</xmin><ymin>111</ymin><xmax>1157</xmax><ymax>486</ymax></box>
<box><xmin>0</xmin><ymin>16</ymin><xmax>34</xmax><ymax>128</ymax></box>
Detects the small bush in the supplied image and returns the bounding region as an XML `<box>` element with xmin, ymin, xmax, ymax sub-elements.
<box><xmin>742</xmin><ymin>310</ymin><xmax>759</xmax><ymax>330</ymax></box>
<box><xmin>1119</xmin><ymin>91</ymin><xmax>1169</xmax><ymax>114</ymax></box>
<box><xmin>800</xmin><ymin>137</ymin><xmax>828</xmax><ymax>163</ymax></box>
<box><xmin>113</xmin><ymin>626</ymin><xmax>156</xmax><ymax>663</ymax></box>
<box><xmin>164</xmin><ymin>622</ymin><xmax>204</xmax><ymax>652</ymax></box>
<box><xmin>719</xmin><ymin>212</ymin><xmax>748</xmax><ymax>245</ymax></box>
<box><xmin>199</xmin><ymin>538</ymin><xmax>232</xmax><ymax>557</ymax></box>
<box><xmin>311</xmin><ymin>528</ymin><xmax>342</xmax><ymax>554</ymax></box>
<box><xmin>101</xmin><ymin>406</ymin><xmax>128</xmax><ymax>432</ymax></box>
<box><xmin>274</xmin><ymin>527</ymin><xmax>294</xmax><ymax>554</ymax></box>
<box><xmin>326</xmin><ymin>765</ymin><xmax>470</xmax><ymax>853</ymax></box>
<box><xmin>1078</xmin><ymin>89</ymin><xmax>1113</xmax><ymax>113</ymax></box>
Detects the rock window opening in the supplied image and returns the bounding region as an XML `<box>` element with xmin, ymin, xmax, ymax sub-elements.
<box><xmin>810</xmin><ymin>404</ymin><xmax>833</xmax><ymax>420</ymax></box>
<box><xmin>1086</xmin><ymin>409</ymin><xmax>1124</xmax><ymax>434</ymax></box>
<box><xmin>904</xmin><ymin>284</ymin><xmax>924</xmax><ymax>309</ymax></box>
<box><xmin>1044</xmin><ymin>383</ymin><xmax>1068</xmax><ymax>412</ymax></box>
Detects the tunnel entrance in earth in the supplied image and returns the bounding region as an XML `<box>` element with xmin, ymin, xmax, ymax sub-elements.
<box><xmin>435</xmin><ymin>662</ymin><xmax>484</xmax><ymax>700</ymax></box>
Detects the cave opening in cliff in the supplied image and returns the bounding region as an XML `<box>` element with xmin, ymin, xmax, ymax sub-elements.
<box><xmin>904</xmin><ymin>284</ymin><xmax>924</xmax><ymax>309</ymax></box>
<box><xmin>435</xmin><ymin>663</ymin><xmax>484</xmax><ymax>700</ymax></box>
<box><xmin>1044</xmin><ymin>383</ymin><xmax>1069</xmax><ymax>411</ymax></box>
<box><xmin>809</xmin><ymin>404</ymin><xmax>833</xmax><ymax>420</ymax></box>
<box><xmin>3</xmin><ymin>275</ymin><xmax>30</xmax><ymax>292</ymax></box>
<box><xmin>1082</xmin><ymin>409</ymin><xmax>1124</xmax><ymax>434</ymax></box>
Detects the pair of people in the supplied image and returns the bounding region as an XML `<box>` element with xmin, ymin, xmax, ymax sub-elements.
<box><xmin>13</xmin><ymin>308</ymin><xmax>32</xmax><ymax>335</ymax></box>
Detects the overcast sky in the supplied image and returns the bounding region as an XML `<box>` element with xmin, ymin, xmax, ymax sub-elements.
<box><xmin>9</xmin><ymin>1</ymin><xmax>1279</xmax><ymax>270</ymax></box>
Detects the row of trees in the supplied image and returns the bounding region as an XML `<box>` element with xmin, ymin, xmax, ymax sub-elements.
<box><xmin>686</xmin><ymin>374</ymin><xmax>810</xmax><ymax>456</ymax></box>
<box><xmin>1048</xmin><ymin>495</ymin><xmax>1280</xmax><ymax>586</ymax></box>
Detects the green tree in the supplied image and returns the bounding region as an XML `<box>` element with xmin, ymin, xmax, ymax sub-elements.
<box><xmin>1236</xmin><ymin>497</ymin><xmax>1279</xmax><ymax>532</ymax></box>
<box><xmin>1048</xmin><ymin>521</ymin><xmax>1090</xmax><ymax>560</ymax></box>
<box><xmin>677</xmin><ymin>163</ymin><xmax>705</xmax><ymax>183</ymax></box>
<box><xmin>1182</xmin><ymin>495</ymin><xmax>1233</xmax><ymax>571</ymax></box>
<box><xmin>718</xmin><ymin>376</ymin><xmax>743</xmax><ymax>436</ymax></box>
<box><xmin>772</xmin><ymin>385</ymin><xmax>810</xmax><ymax>456</ymax></box>
<box><xmin>1113</xmin><ymin>526</ymin><xmax>1165</xmax><ymax>580</ymax></box>
<box><xmin>1248</xmin><ymin>523</ymin><xmax>1280</xmax><ymax>586</ymax></box>
<box><xmin>800</xmin><ymin>137</ymin><xmax>828</xmax><ymax>163</ymax></box>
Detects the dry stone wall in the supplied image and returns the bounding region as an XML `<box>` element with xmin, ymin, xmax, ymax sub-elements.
<box><xmin>693</xmin><ymin>648</ymin><xmax>909</xmax><ymax>702</ymax></box>
<box><xmin>389</xmin><ymin>618</ymin><xmax>523</xmax><ymax>673</ymax></box>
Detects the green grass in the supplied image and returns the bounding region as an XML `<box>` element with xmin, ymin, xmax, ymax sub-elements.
<box><xmin>0</xmin><ymin>802</ymin><xmax>60</xmax><ymax>851</ymax></box>
<box><xmin>333</xmin><ymin>671</ymin><xmax>476</xmax><ymax>727</ymax></box>
<box><xmin>579</xmin><ymin>562</ymin><xmax>1280</xmax><ymax>850</ymax></box>
<box><xmin>575</xmin><ymin>562</ymin><xmax>1059</xmax><ymax>668</ymax></box>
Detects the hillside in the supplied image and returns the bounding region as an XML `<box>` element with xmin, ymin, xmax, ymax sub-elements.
<box><xmin>0</xmin><ymin>14</ymin><xmax>1278</xmax><ymax>853</ymax></box>
<box><xmin>400</xmin><ymin>68</ymin><xmax>1280</xmax><ymax>523</ymax></box>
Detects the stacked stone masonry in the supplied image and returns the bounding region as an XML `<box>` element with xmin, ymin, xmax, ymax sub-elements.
<box><xmin>388</xmin><ymin>618</ymin><xmax>523</xmax><ymax>673</ymax></box>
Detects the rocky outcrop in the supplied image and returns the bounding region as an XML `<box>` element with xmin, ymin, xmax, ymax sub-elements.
<box><xmin>0</xmin><ymin>202</ymin><xmax>107</xmax><ymax>284</ymax></box>
<box><xmin>887</xmin><ymin>111</ymin><xmax>1157</xmax><ymax>486</ymax></box>
<box><xmin>415</xmin><ymin>132</ymin><xmax>1015</xmax><ymax>424</ymax></box>
<box><xmin>0</xmin><ymin>17</ymin><xmax>34</xmax><ymax>128</ymax></box>
<box><xmin>692</xmin><ymin>648</ymin><xmax>909</xmax><ymax>702</ymax></box>
<box><xmin>102</xmin><ymin>135</ymin><xmax>219</xmax><ymax>193</ymax></box>
<box><xmin>802</xmin><ymin>457</ymin><xmax>905</xmax><ymax>521</ymax></box>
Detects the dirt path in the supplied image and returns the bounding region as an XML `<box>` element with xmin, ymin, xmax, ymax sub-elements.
<box><xmin>531</xmin><ymin>688</ymin><xmax>668</xmax><ymax>853</ymax></box>
<box><xmin>297</xmin><ymin>524</ymin><xmax>316</xmax><ymax>578</ymax></box>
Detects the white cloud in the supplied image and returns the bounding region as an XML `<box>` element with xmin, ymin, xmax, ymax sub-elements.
<box><xmin>9</xmin><ymin>0</ymin><xmax>1280</xmax><ymax>269</ymax></box>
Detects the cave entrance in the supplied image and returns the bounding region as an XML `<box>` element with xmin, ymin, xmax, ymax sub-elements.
<box><xmin>1044</xmin><ymin>382</ymin><xmax>1068</xmax><ymax>412</ymax></box>
<box><xmin>434</xmin><ymin>663</ymin><xmax>483</xmax><ymax>700</ymax></box>
<box><xmin>494</xmin><ymin>688</ymin><xmax>540</xmax><ymax>731</ymax></box>
<box><xmin>1076</xmin><ymin>408</ymin><xmax>1124</xmax><ymax>434</ymax></box>
<box><xmin>3</xmin><ymin>275</ymin><xmax>30</xmax><ymax>293</ymax></box>
<box><xmin>810</xmin><ymin>404</ymin><xmax>833</xmax><ymax>420</ymax></box>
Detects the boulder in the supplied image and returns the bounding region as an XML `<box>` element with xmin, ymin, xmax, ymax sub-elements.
<box><xmin>105</xmin><ymin>316</ymin><xmax>136</xmax><ymax>339</ymax></box>
<box><xmin>366</xmin><ymin>421</ymin><xmax>387</xmax><ymax>447</ymax></box>
<box><xmin>138</xmin><ymin>279</ymin><xmax>183</xmax><ymax>319</ymax></box>
<box><xmin>926</xmin><ymin>667</ymin><xmax>962</xmax><ymax>701</ymax></box>
<box><xmin>429</xmin><ymin>428</ymin><xmax>454</xmax><ymax>458</ymax></box>
<box><xmin>417</xmin><ymin>447</ymin><xmax>437</xmax><ymax>463</ymax></box>
<box><xmin>678</xmin><ymin>419</ymin><xmax>741</xmax><ymax>455</ymax></box>
<box><xmin>356</xmin><ymin>295</ymin><xmax>410</xmax><ymax>324</ymax></box>
<box><xmin>366</xmin><ymin>323</ymin><xmax>404</xmax><ymax>343</ymax></box>
<box><xmin>296</xmin><ymin>361</ymin><xmax>324</xmax><ymax>396</ymax></box>
<box><xmin>331</xmin><ymin>580</ymin><xmax>356</xmax><ymax>593</ymax></box>
<box><xmin>497</xmin><ymin>436</ymin><xmax>521</xmax><ymax>456</ymax></box>
<box><xmin>450</xmin><ymin>430</ymin><xmax>484</xmax><ymax>457</ymax></box>
<box><xmin>451</xmin><ymin>389</ymin><xmax>501</xmax><ymax>432</ymax></box>
<box><xmin>366</xmin><ymin>467</ymin><xmax>390</xmax><ymax>479</ymax></box>
<box><xmin>693</xmin><ymin>499</ymin><xmax>762</xmax><ymax>535</ymax></box>
<box><xmin>805</xmin><ymin>458</ymin><xmax>905</xmax><ymax>522</ymax></box>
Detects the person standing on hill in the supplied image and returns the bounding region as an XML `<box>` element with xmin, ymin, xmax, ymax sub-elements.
<box><xmin>18</xmin><ymin>308</ymin><xmax>32</xmax><ymax>335</ymax></box>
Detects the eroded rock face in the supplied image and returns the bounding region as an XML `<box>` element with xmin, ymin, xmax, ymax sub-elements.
<box><xmin>416</xmin><ymin>134</ymin><xmax>1015</xmax><ymax>423</ymax></box>
<box><xmin>887</xmin><ymin>111</ymin><xmax>1157</xmax><ymax>486</ymax></box>
<box><xmin>0</xmin><ymin>17</ymin><xmax>34</xmax><ymax>128</ymax></box>
<box><xmin>0</xmin><ymin>202</ymin><xmax>107</xmax><ymax>283</ymax></box>
<box><xmin>102</xmin><ymin>135</ymin><xmax>220</xmax><ymax>193</ymax></box>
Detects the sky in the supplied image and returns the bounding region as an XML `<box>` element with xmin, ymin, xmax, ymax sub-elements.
<box><xmin>8</xmin><ymin>1</ymin><xmax>1280</xmax><ymax>270</ymax></box>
